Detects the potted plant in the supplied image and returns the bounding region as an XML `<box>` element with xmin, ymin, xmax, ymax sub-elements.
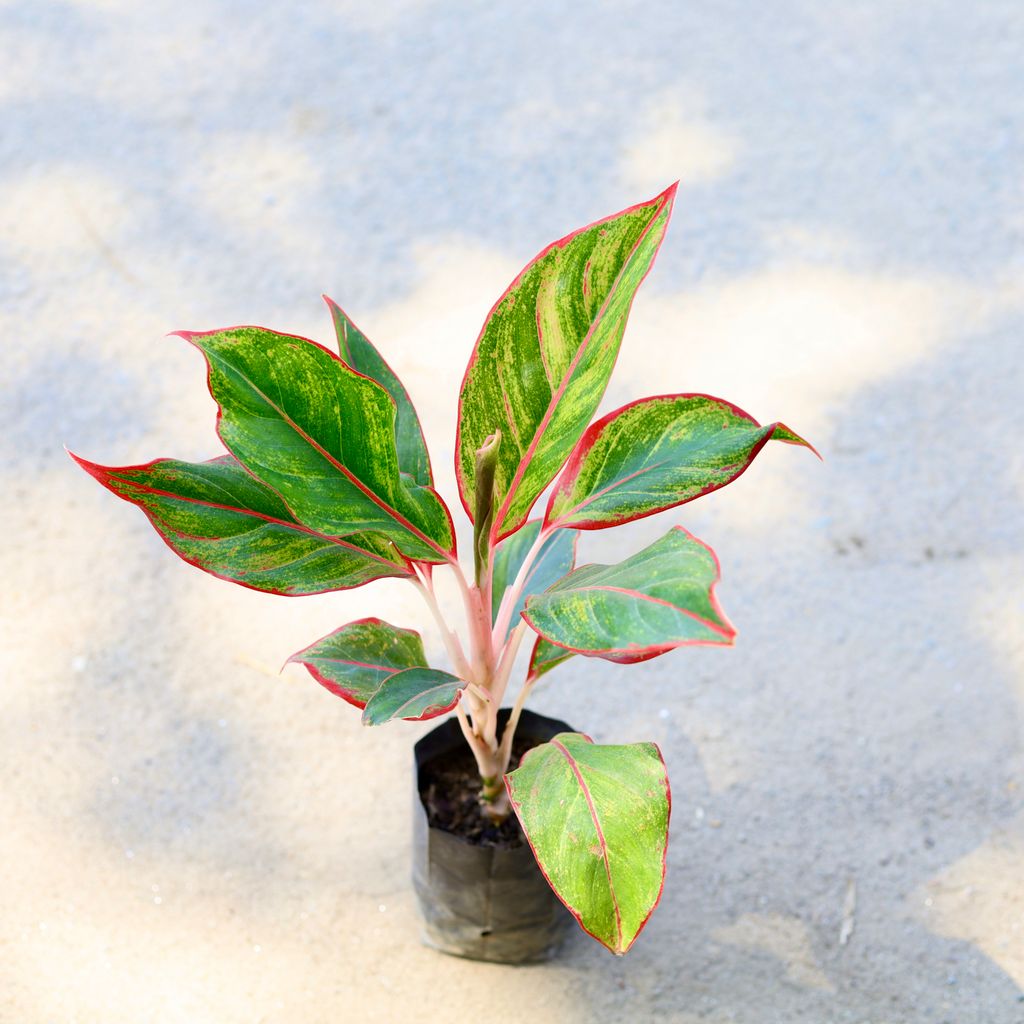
<box><xmin>71</xmin><ymin>183</ymin><xmax>816</xmax><ymax>962</ymax></box>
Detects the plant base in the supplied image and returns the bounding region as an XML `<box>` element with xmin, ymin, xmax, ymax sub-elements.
<box><xmin>412</xmin><ymin>708</ymin><xmax>572</xmax><ymax>963</ymax></box>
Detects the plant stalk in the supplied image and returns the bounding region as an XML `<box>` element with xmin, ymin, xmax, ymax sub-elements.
<box><xmin>412</xmin><ymin>449</ymin><xmax>541</xmax><ymax>825</ymax></box>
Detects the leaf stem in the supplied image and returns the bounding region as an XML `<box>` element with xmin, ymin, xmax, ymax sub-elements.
<box><xmin>489</xmin><ymin>620</ymin><xmax>528</xmax><ymax>725</ymax></box>
<box><xmin>411</xmin><ymin>571</ymin><xmax>473</xmax><ymax>682</ymax></box>
<box><xmin>497</xmin><ymin>671</ymin><xmax>538</xmax><ymax>774</ymax></box>
<box><xmin>491</xmin><ymin>524</ymin><xmax>551</xmax><ymax>647</ymax></box>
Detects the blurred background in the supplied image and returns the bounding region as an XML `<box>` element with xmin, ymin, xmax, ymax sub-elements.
<box><xmin>2</xmin><ymin>1</ymin><xmax>1023</xmax><ymax>1020</ymax></box>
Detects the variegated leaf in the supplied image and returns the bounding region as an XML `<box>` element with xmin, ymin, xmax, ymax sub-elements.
<box><xmin>490</xmin><ymin>520</ymin><xmax>578</xmax><ymax>641</ymax></box>
<box><xmin>457</xmin><ymin>185</ymin><xmax>676</xmax><ymax>541</ymax></box>
<box><xmin>527</xmin><ymin>635</ymin><xmax>575</xmax><ymax>681</ymax></box>
<box><xmin>545</xmin><ymin>393</ymin><xmax>816</xmax><ymax>530</ymax></box>
<box><xmin>361</xmin><ymin>667</ymin><xmax>463</xmax><ymax>725</ymax></box>
<box><xmin>71</xmin><ymin>452</ymin><xmax>411</xmax><ymax>595</ymax></box>
<box><xmin>177</xmin><ymin>326</ymin><xmax>454</xmax><ymax>563</ymax></box>
<box><xmin>324</xmin><ymin>295</ymin><xmax>433</xmax><ymax>487</ymax></box>
<box><xmin>287</xmin><ymin>618</ymin><xmax>428</xmax><ymax>708</ymax></box>
<box><xmin>505</xmin><ymin>733</ymin><xmax>670</xmax><ymax>955</ymax></box>
<box><xmin>523</xmin><ymin>526</ymin><xmax>735</xmax><ymax>663</ymax></box>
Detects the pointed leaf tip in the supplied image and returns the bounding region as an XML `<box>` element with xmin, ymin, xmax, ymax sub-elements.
<box><xmin>67</xmin><ymin>447</ymin><xmax>95</xmax><ymax>473</ymax></box>
<box><xmin>324</xmin><ymin>300</ymin><xmax>435</xmax><ymax>487</ymax></box>
<box><xmin>770</xmin><ymin>422</ymin><xmax>822</xmax><ymax>460</ymax></box>
<box><xmin>456</xmin><ymin>187</ymin><xmax>676</xmax><ymax>539</ymax></box>
<box><xmin>544</xmin><ymin>395</ymin><xmax>818</xmax><ymax>531</ymax></box>
<box><xmin>73</xmin><ymin>453</ymin><xmax>413</xmax><ymax>596</ymax></box>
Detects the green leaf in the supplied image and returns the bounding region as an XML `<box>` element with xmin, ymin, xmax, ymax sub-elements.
<box><xmin>523</xmin><ymin>526</ymin><xmax>735</xmax><ymax>663</ymax></box>
<box><xmin>456</xmin><ymin>185</ymin><xmax>677</xmax><ymax>541</ymax></box>
<box><xmin>505</xmin><ymin>733</ymin><xmax>670</xmax><ymax>955</ymax></box>
<box><xmin>177</xmin><ymin>326</ymin><xmax>455</xmax><ymax>563</ymax></box>
<box><xmin>287</xmin><ymin>618</ymin><xmax>429</xmax><ymax>708</ymax></box>
<box><xmin>490</xmin><ymin>520</ymin><xmax>579</xmax><ymax>641</ymax></box>
<box><xmin>361</xmin><ymin>667</ymin><xmax>463</xmax><ymax>725</ymax></box>
<box><xmin>545</xmin><ymin>394</ymin><xmax>817</xmax><ymax>530</ymax></box>
<box><xmin>527</xmin><ymin>635</ymin><xmax>574</xmax><ymax>681</ymax></box>
<box><xmin>324</xmin><ymin>296</ymin><xmax>433</xmax><ymax>487</ymax></box>
<box><xmin>71</xmin><ymin>452</ymin><xmax>411</xmax><ymax>595</ymax></box>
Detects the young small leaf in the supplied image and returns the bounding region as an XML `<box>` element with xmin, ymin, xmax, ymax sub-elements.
<box><xmin>177</xmin><ymin>326</ymin><xmax>455</xmax><ymax>563</ymax></box>
<box><xmin>472</xmin><ymin>430</ymin><xmax>502</xmax><ymax>584</ymax></box>
<box><xmin>545</xmin><ymin>394</ymin><xmax>817</xmax><ymax>530</ymax></box>
<box><xmin>361</xmin><ymin>667</ymin><xmax>463</xmax><ymax>725</ymax></box>
<box><xmin>523</xmin><ymin>526</ymin><xmax>735</xmax><ymax>663</ymax></box>
<box><xmin>490</xmin><ymin>520</ymin><xmax>579</xmax><ymax>642</ymax></box>
<box><xmin>324</xmin><ymin>296</ymin><xmax>433</xmax><ymax>487</ymax></box>
<box><xmin>457</xmin><ymin>185</ymin><xmax>677</xmax><ymax>541</ymax></box>
<box><xmin>71</xmin><ymin>452</ymin><xmax>411</xmax><ymax>595</ymax></box>
<box><xmin>505</xmin><ymin>733</ymin><xmax>670</xmax><ymax>955</ymax></box>
<box><xmin>287</xmin><ymin>618</ymin><xmax>429</xmax><ymax>708</ymax></box>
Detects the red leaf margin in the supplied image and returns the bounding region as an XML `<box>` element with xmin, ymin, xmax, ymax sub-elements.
<box><xmin>543</xmin><ymin>392</ymin><xmax>820</xmax><ymax>532</ymax></box>
<box><xmin>321</xmin><ymin>294</ymin><xmax>435</xmax><ymax>486</ymax></box>
<box><xmin>68</xmin><ymin>451</ymin><xmax>415</xmax><ymax>597</ymax></box>
<box><xmin>453</xmin><ymin>182</ymin><xmax>679</xmax><ymax>543</ymax></box>
<box><xmin>285</xmin><ymin>616</ymin><xmax>424</xmax><ymax>710</ymax></box>
<box><xmin>504</xmin><ymin>733</ymin><xmax>673</xmax><ymax>956</ymax></box>
<box><xmin>520</xmin><ymin>525</ymin><xmax>737</xmax><ymax>664</ymax></box>
<box><xmin>172</xmin><ymin>322</ymin><xmax>457</xmax><ymax>562</ymax></box>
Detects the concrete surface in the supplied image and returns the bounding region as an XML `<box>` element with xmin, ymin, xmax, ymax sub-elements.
<box><xmin>2</xmin><ymin>1</ymin><xmax>1023</xmax><ymax>1021</ymax></box>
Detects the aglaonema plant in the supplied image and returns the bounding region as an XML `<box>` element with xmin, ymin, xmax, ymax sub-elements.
<box><xmin>71</xmin><ymin>183</ymin><xmax>817</xmax><ymax>955</ymax></box>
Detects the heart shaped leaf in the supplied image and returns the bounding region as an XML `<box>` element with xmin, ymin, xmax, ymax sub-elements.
<box><xmin>545</xmin><ymin>394</ymin><xmax>817</xmax><ymax>530</ymax></box>
<box><xmin>71</xmin><ymin>452</ymin><xmax>411</xmax><ymax>595</ymax></box>
<box><xmin>457</xmin><ymin>185</ymin><xmax>676</xmax><ymax>541</ymax></box>
<box><xmin>505</xmin><ymin>732</ymin><xmax>670</xmax><ymax>955</ymax></box>
<box><xmin>324</xmin><ymin>296</ymin><xmax>433</xmax><ymax>487</ymax></box>
<box><xmin>490</xmin><ymin>520</ymin><xmax>578</xmax><ymax>642</ymax></box>
<box><xmin>361</xmin><ymin>667</ymin><xmax>463</xmax><ymax>725</ymax></box>
<box><xmin>523</xmin><ymin>526</ymin><xmax>735</xmax><ymax>663</ymax></box>
<box><xmin>287</xmin><ymin>618</ymin><xmax>429</xmax><ymax>708</ymax></box>
<box><xmin>178</xmin><ymin>326</ymin><xmax>454</xmax><ymax>563</ymax></box>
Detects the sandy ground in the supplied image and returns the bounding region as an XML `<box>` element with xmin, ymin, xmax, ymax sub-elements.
<box><xmin>2</xmin><ymin>1</ymin><xmax>1024</xmax><ymax>1021</ymax></box>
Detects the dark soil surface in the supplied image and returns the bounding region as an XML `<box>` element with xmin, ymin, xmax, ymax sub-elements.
<box><xmin>418</xmin><ymin>733</ymin><xmax>540</xmax><ymax>849</ymax></box>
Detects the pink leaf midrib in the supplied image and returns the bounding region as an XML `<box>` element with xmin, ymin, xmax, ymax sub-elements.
<box><xmin>548</xmin><ymin>458</ymin><xmax>673</xmax><ymax>527</ymax></box>
<box><xmin>297</xmin><ymin>656</ymin><xmax>401</xmax><ymax>674</ymax></box>
<box><xmin>203</xmin><ymin>345</ymin><xmax>453</xmax><ymax>561</ymax></box>
<box><xmin>550</xmin><ymin>739</ymin><xmax>623</xmax><ymax>952</ymax></box>
<box><xmin>545</xmin><ymin>583</ymin><xmax>733</xmax><ymax>640</ymax></box>
<box><xmin>489</xmin><ymin>194</ymin><xmax>673</xmax><ymax>541</ymax></box>
<box><xmin>111</xmin><ymin>475</ymin><xmax>408</xmax><ymax>571</ymax></box>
